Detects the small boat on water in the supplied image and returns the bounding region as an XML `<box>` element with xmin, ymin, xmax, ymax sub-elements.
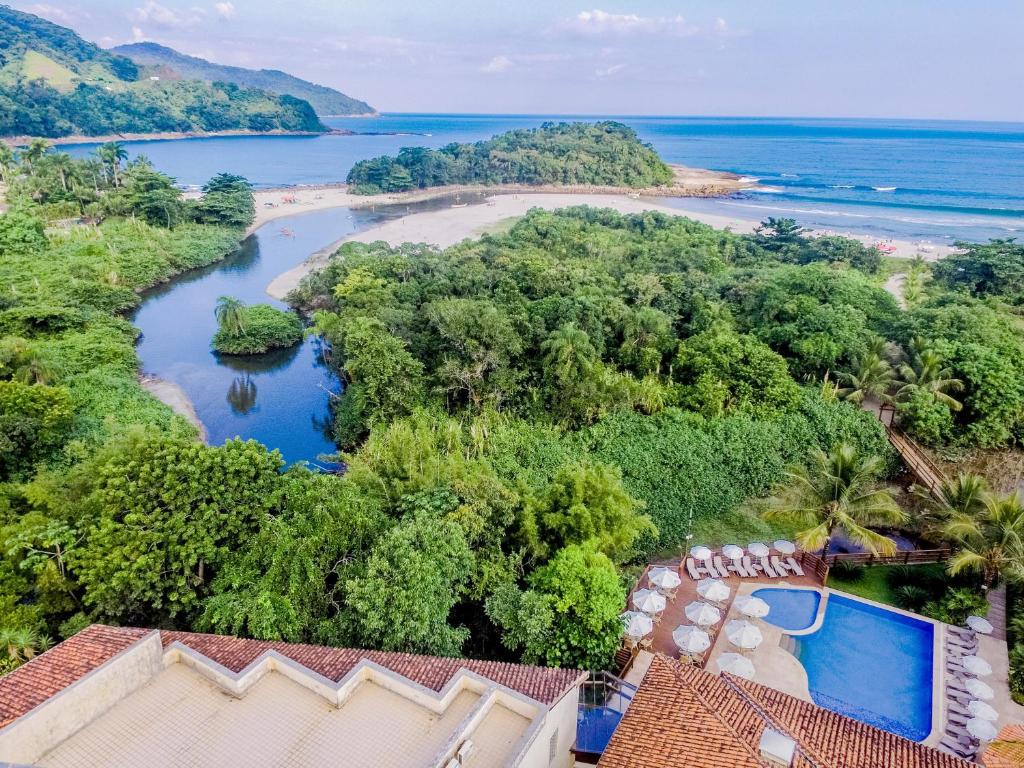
<box><xmin>451</xmin><ymin>203</ymin><xmax>468</xmax><ymax>208</ymax></box>
<box><xmin>279</xmin><ymin>228</ymin><xmax>295</xmax><ymax>237</ymax></box>
<box><xmin>873</xmin><ymin>186</ymin><xmax>897</xmax><ymax>192</ymax></box>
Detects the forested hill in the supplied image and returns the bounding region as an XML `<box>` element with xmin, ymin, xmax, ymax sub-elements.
<box><xmin>346</xmin><ymin>121</ymin><xmax>675</xmax><ymax>194</ymax></box>
<box><xmin>111</xmin><ymin>42</ymin><xmax>374</xmax><ymax>117</ymax></box>
<box><xmin>0</xmin><ymin>6</ymin><xmax>326</xmax><ymax>138</ymax></box>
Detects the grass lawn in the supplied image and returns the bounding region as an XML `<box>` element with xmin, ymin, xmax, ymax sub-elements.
<box><xmin>826</xmin><ymin>563</ymin><xmax>947</xmax><ymax>607</ymax></box>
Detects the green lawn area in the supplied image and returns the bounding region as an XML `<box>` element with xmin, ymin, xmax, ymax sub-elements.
<box><xmin>826</xmin><ymin>563</ymin><xmax>947</xmax><ymax>607</ymax></box>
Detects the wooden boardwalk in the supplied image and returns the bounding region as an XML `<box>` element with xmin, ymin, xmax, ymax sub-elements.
<box><xmin>869</xmin><ymin>402</ymin><xmax>948</xmax><ymax>501</ymax></box>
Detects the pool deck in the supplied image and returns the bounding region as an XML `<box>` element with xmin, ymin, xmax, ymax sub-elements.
<box><xmin>629</xmin><ymin>559</ymin><xmax>823</xmax><ymax>701</ymax></box>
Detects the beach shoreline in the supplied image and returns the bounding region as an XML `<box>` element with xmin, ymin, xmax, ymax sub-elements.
<box><xmin>140</xmin><ymin>374</ymin><xmax>207</xmax><ymax>443</ymax></box>
<box><xmin>263</xmin><ymin>191</ymin><xmax>955</xmax><ymax>300</ymax></box>
<box><xmin>2</xmin><ymin>128</ymin><xmax>340</xmax><ymax>148</ymax></box>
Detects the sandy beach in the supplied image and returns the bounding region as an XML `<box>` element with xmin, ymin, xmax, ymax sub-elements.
<box><xmin>140</xmin><ymin>375</ymin><xmax>207</xmax><ymax>442</ymax></box>
<box><xmin>263</xmin><ymin>190</ymin><xmax>955</xmax><ymax>300</ymax></box>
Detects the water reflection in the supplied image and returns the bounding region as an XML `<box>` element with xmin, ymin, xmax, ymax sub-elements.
<box><xmin>227</xmin><ymin>374</ymin><xmax>259</xmax><ymax>415</ymax></box>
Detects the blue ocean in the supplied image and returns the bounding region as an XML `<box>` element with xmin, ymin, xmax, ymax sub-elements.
<box><xmin>65</xmin><ymin>114</ymin><xmax>1024</xmax><ymax>243</ymax></box>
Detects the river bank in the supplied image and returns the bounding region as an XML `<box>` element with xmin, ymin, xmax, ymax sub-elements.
<box><xmin>139</xmin><ymin>374</ymin><xmax>208</xmax><ymax>442</ymax></box>
<box><xmin>265</xmin><ymin>191</ymin><xmax>956</xmax><ymax>300</ymax></box>
<box><xmin>245</xmin><ymin>166</ymin><xmax>753</xmax><ymax>234</ymax></box>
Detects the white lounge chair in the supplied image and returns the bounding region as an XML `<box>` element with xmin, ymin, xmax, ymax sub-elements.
<box><xmin>760</xmin><ymin>557</ymin><xmax>779</xmax><ymax>578</ymax></box>
<box><xmin>741</xmin><ymin>556</ymin><xmax>756</xmax><ymax>577</ymax></box>
<box><xmin>784</xmin><ymin>556</ymin><xmax>805</xmax><ymax>577</ymax></box>
<box><xmin>713</xmin><ymin>556</ymin><xmax>729</xmax><ymax>578</ymax></box>
<box><xmin>770</xmin><ymin>555</ymin><xmax>787</xmax><ymax>575</ymax></box>
<box><xmin>685</xmin><ymin>558</ymin><xmax>701</xmax><ymax>580</ymax></box>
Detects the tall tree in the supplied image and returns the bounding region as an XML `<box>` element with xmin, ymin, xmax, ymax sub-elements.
<box><xmin>944</xmin><ymin>492</ymin><xmax>1024</xmax><ymax>588</ymax></box>
<box><xmin>895</xmin><ymin>338</ymin><xmax>964</xmax><ymax>412</ymax></box>
<box><xmin>96</xmin><ymin>142</ymin><xmax>128</xmax><ymax>187</ymax></box>
<box><xmin>837</xmin><ymin>349</ymin><xmax>895</xmax><ymax>407</ymax></box>
<box><xmin>214</xmin><ymin>296</ymin><xmax>247</xmax><ymax>337</ymax></box>
<box><xmin>762</xmin><ymin>442</ymin><xmax>906</xmax><ymax>557</ymax></box>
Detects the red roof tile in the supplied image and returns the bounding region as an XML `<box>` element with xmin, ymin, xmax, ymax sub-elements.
<box><xmin>0</xmin><ymin>625</ymin><xmax>150</xmax><ymax>729</ymax></box>
<box><xmin>160</xmin><ymin>629</ymin><xmax>583</xmax><ymax>706</ymax></box>
<box><xmin>982</xmin><ymin>724</ymin><xmax>1024</xmax><ymax>768</ymax></box>
<box><xmin>598</xmin><ymin>655</ymin><xmax>974</xmax><ymax>768</ymax></box>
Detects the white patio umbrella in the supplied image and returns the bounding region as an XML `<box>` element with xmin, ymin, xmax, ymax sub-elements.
<box><xmin>965</xmin><ymin>678</ymin><xmax>995</xmax><ymax>701</ymax></box>
<box><xmin>697</xmin><ymin>578</ymin><xmax>731</xmax><ymax>603</ymax></box>
<box><xmin>690</xmin><ymin>545</ymin><xmax>713</xmax><ymax>561</ymax></box>
<box><xmin>722</xmin><ymin>544</ymin><xmax>744</xmax><ymax>561</ymax></box>
<box><xmin>672</xmin><ymin>624</ymin><xmax>711</xmax><ymax>654</ymax></box>
<box><xmin>632</xmin><ymin>588</ymin><xmax>666</xmax><ymax>614</ymax></box>
<box><xmin>773</xmin><ymin>540</ymin><xmax>796</xmax><ymax>555</ymax></box>
<box><xmin>620</xmin><ymin>611</ymin><xmax>654</xmax><ymax>639</ymax></box>
<box><xmin>715</xmin><ymin>652</ymin><xmax>756</xmax><ymax>680</ymax></box>
<box><xmin>961</xmin><ymin>655</ymin><xmax>993</xmax><ymax>677</ymax></box>
<box><xmin>725</xmin><ymin>619</ymin><xmax>763</xmax><ymax>650</ymax></box>
<box><xmin>649</xmin><ymin>567</ymin><xmax>682</xmax><ymax>591</ymax></box>
<box><xmin>967</xmin><ymin>700</ymin><xmax>999</xmax><ymax>721</ymax></box>
<box><xmin>967</xmin><ymin>616</ymin><xmax>994</xmax><ymax>635</ymax></box>
<box><xmin>684</xmin><ymin>601</ymin><xmax>722</xmax><ymax>627</ymax></box>
<box><xmin>747</xmin><ymin>542</ymin><xmax>770</xmax><ymax>558</ymax></box>
<box><xmin>966</xmin><ymin>717</ymin><xmax>999</xmax><ymax>742</ymax></box>
<box><xmin>734</xmin><ymin>595</ymin><xmax>771</xmax><ymax>619</ymax></box>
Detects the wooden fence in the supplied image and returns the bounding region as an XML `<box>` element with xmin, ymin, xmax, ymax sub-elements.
<box><xmin>823</xmin><ymin>548</ymin><xmax>952</xmax><ymax>567</ymax></box>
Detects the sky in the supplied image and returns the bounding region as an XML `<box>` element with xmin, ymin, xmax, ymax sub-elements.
<box><xmin>13</xmin><ymin>0</ymin><xmax>1024</xmax><ymax>121</ymax></box>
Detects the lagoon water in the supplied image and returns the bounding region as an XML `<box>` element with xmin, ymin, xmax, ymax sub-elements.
<box><xmin>83</xmin><ymin>115</ymin><xmax>1024</xmax><ymax>463</ymax></box>
<box><xmin>67</xmin><ymin>114</ymin><xmax>1024</xmax><ymax>243</ymax></box>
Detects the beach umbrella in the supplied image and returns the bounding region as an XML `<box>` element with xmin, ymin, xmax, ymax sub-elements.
<box><xmin>715</xmin><ymin>652</ymin><xmax>756</xmax><ymax>680</ymax></box>
<box><xmin>964</xmin><ymin>678</ymin><xmax>994</xmax><ymax>701</ymax></box>
<box><xmin>690</xmin><ymin>545</ymin><xmax>712</xmax><ymax>561</ymax></box>
<box><xmin>748</xmin><ymin>542</ymin><xmax>770</xmax><ymax>558</ymax></box>
<box><xmin>620</xmin><ymin>611</ymin><xmax>654</xmax><ymax>639</ymax></box>
<box><xmin>735</xmin><ymin>595</ymin><xmax>771</xmax><ymax>619</ymax></box>
<box><xmin>672</xmin><ymin>624</ymin><xmax>711</xmax><ymax>654</ymax></box>
<box><xmin>773</xmin><ymin>540</ymin><xmax>796</xmax><ymax>555</ymax></box>
<box><xmin>966</xmin><ymin>616</ymin><xmax>994</xmax><ymax>635</ymax></box>
<box><xmin>967</xmin><ymin>700</ymin><xmax>999</xmax><ymax>721</ymax></box>
<box><xmin>722</xmin><ymin>544</ymin><xmax>744</xmax><ymax>561</ymax></box>
<box><xmin>697</xmin><ymin>578</ymin><xmax>731</xmax><ymax>603</ymax></box>
<box><xmin>632</xmin><ymin>588</ymin><xmax>666</xmax><ymax>614</ymax></box>
<box><xmin>725</xmin><ymin>619</ymin><xmax>763</xmax><ymax>650</ymax></box>
<box><xmin>966</xmin><ymin>717</ymin><xmax>998</xmax><ymax>742</ymax></box>
<box><xmin>684</xmin><ymin>601</ymin><xmax>722</xmax><ymax>627</ymax></box>
<box><xmin>649</xmin><ymin>567</ymin><xmax>681</xmax><ymax>591</ymax></box>
<box><xmin>961</xmin><ymin>655</ymin><xmax>993</xmax><ymax>677</ymax></box>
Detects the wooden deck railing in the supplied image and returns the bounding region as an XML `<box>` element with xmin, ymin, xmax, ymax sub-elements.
<box><xmin>823</xmin><ymin>548</ymin><xmax>951</xmax><ymax>567</ymax></box>
<box><xmin>885</xmin><ymin>424</ymin><xmax>947</xmax><ymax>501</ymax></box>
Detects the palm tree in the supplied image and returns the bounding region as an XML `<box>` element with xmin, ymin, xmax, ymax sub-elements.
<box><xmin>944</xmin><ymin>491</ymin><xmax>1024</xmax><ymax>587</ymax></box>
<box><xmin>0</xmin><ymin>143</ymin><xmax>15</xmax><ymax>185</ymax></box>
<box><xmin>541</xmin><ymin>323</ymin><xmax>597</xmax><ymax>384</ymax></box>
<box><xmin>0</xmin><ymin>627</ymin><xmax>50</xmax><ymax>663</ymax></box>
<box><xmin>895</xmin><ymin>338</ymin><xmax>964</xmax><ymax>411</ymax></box>
<box><xmin>21</xmin><ymin>138</ymin><xmax>49</xmax><ymax>171</ymax></box>
<box><xmin>837</xmin><ymin>350</ymin><xmax>895</xmax><ymax>408</ymax></box>
<box><xmin>47</xmin><ymin>152</ymin><xmax>76</xmax><ymax>194</ymax></box>
<box><xmin>97</xmin><ymin>142</ymin><xmax>128</xmax><ymax>187</ymax></box>
<box><xmin>214</xmin><ymin>296</ymin><xmax>247</xmax><ymax>337</ymax></box>
<box><xmin>763</xmin><ymin>442</ymin><xmax>907</xmax><ymax>558</ymax></box>
<box><xmin>914</xmin><ymin>472</ymin><xmax>988</xmax><ymax>538</ymax></box>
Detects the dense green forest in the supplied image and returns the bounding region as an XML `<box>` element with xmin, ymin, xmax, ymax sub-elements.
<box><xmin>346</xmin><ymin>122</ymin><xmax>675</xmax><ymax>194</ymax></box>
<box><xmin>112</xmin><ymin>42</ymin><xmax>374</xmax><ymax>117</ymax></box>
<box><xmin>2</xmin><ymin>140</ymin><xmax>1023</xmax><ymax>684</ymax></box>
<box><xmin>0</xmin><ymin>6</ymin><xmax>325</xmax><ymax>137</ymax></box>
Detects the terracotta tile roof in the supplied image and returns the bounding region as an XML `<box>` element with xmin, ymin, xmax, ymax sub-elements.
<box><xmin>0</xmin><ymin>625</ymin><xmax>150</xmax><ymax>729</ymax></box>
<box><xmin>982</xmin><ymin>724</ymin><xmax>1024</xmax><ymax>768</ymax></box>
<box><xmin>598</xmin><ymin>655</ymin><xmax>974</xmax><ymax>768</ymax></box>
<box><xmin>161</xmin><ymin>629</ymin><xmax>583</xmax><ymax>706</ymax></box>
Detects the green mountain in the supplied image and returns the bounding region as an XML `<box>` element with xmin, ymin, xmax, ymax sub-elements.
<box><xmin>112</xmin><ymin>42</ymin><xmax>374</xmax><ymax>117</ymax></box>
<box><xmin>0</xmin><ymin>5</ymin><xmax>326</xmax><ymax>138</ymax></box>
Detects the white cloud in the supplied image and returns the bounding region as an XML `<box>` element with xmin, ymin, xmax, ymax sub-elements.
<box><xmin>131</xmin><ymin>26</ymin><xmax>146</xmax><ymax>42</ymax></box>
<box><xmin>561</xmin><ymin>9</ymin><xmax>697</xmax><ymax>37</ymax></box>
<box><xmin>480</xmin><ymin>55</ymin><xmax>513</xmax><ymax>73</ymax></box>
<box><xmin>23</xmin><ymin>3</ymin><xmax>78</xmax><ymax>24</ymax></box>
<box><xmin>595</xmin><ymin>63</ymin><xmax>626</xmax><ymax>77</ymax></box>
<box><xmin>128</xmin><ymin>1</ymin><xmax>205</xmax><ymax>29</ymax></box>
<box><xmin>214</xmin><ymin>2</ymin><xmax>236</xmax><ymax>20</ymax></box>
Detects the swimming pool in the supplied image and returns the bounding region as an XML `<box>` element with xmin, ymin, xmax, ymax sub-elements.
<box><xmin>758</xmin><ymin>589</ymin><xmax>934</xmax><ymax>741</ymax></box>
<box><xmin>752</xmin><ymin>588</ymin><xmax>821</xmax><ymax>631</ymax></box>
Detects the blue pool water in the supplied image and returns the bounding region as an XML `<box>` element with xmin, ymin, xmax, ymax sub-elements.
<box><xmin>794</xmin><ymin>594</ymin><xmax>934</xmax><ymax>741</ymax></box>
<box><xmin>752</xmin><ymin>588</ymin><xmax>821</xmax><ymax>631</ymax></box>
<box><xmin>576</xmin><ymin>707</ymin><xmax>623</xmax><ymax>754</ymax></box>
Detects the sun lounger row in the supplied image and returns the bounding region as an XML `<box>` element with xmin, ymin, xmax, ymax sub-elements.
<box><xmin>939</xmin><ymin>627</ymin><xmax>983</xmax><ymax>761</ymax></box>
<box><xmin>684</xmin><ymin>554</ymin><xmax>804</xmax><ymax>580</ymax></box>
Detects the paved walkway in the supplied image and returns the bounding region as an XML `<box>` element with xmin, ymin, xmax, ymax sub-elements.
<box><xmin>984</xmin><ymin>585</ymin><xmax>1024</xmax><ymax>725</ymax></box>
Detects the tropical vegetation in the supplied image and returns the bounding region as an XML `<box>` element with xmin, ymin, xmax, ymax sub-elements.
<box><xmin>212</xmin><ymin>299</ymin><xmax>304</xmax><ymax>355</ymax></box>
<box><xmin>346</xmin><ymin>122</ymin><xmax>674</xmax><ymax>194</ymax></box>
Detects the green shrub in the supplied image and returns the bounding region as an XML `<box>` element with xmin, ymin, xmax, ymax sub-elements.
<box><xmin>830</xmin><ymin>560</ymin><xmax>866</xmax><ymax>582</ymax></box>
<box><xmin>894</xmin><ymin>584</ymin><xmax>931</xmax><ymax>612</ymax></box>
<box><xmin>213</xmin><ymin>304</ymin><xmax>303</xmax><ymax>355</ymax></box>
<box><xmin>922</xmin><ymin>587</ymin><xmax>988</xmax><ymax>625</ymax></box>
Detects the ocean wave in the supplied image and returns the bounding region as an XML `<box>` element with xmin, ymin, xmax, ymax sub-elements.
<box><xmin>753</xmin><ymin>186</ymin><xmax>784</xmax><ymax>194</ymax></box>
<box><xmin>831</xmin><ymin>184</ymin><xmax>855</xmax><ymax>189</ymax></box>
<box><xmin>873</xmin><ymin>186</ymin><xmax>897</xmax><ymax>192</ymax></box>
